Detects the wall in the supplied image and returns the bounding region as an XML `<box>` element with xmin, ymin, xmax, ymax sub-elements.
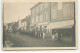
<box><xmin>51</xmin><ymin>2</ymin><xmax>74</xmax><ymax>22</ymax></box>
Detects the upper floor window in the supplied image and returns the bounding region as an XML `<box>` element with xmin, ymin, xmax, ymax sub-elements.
<box><xmin>24</xmin><ymin>22</ymin><xmax>26</xmax><ymax>30</ymax></box>
<box><xmin>51</xmin><ymin>4</ymin><xmax>58</xmax><ymax>19</ymax></box>
<box><xmin>43</xmin><ymin>13</ymin><xmax>46</xmax><ymax>21</ymax></box>
<box><xmin>70</xmin><ymin>2</ymin><xmax>74</xmax><ymax>18</ymax></box>
<box><xmin>58</xmin><ymin>2</ymin><xmax>62</xmax><ymax>10</ymax></box>
<box><xmin>40</xmin><ymin>3</ymin><xmax>44</xmax><ymax>11</ymax></box>
<box><xmin>40</xmin><ymin>14</ymin><xmax>43</xmax><ymax>22</ymax></box>
<box><xmin>42</xmin><ymin>12</ymin><xmax>48</xmax><ymax>21</ymax></box>
<box><xmin>45</xmin><ymin>12</ymin><xmax>49</xmax><ymax>21</ymax></box>
<box><xmin>36</xmin><ymin>16</ymin><xmax>38</xmax><ymax>23</ymax></box>
<box><xmin>36</xmin><ymin>6</ymin><xmax>39</xmax><ymax>14</ymax></box>
<box><xmin>32</xmin><ymin>8</ymin><xmax>36</xmax><ymax>16</ymax></box>
<box><xmin>31</xmin><ymin>18</ymin><xmax>34</xmax><ymax>24</ymax></box>
<box><xmin>63</xmin><ymin>3</ymin><xmax>71</xmax><ymax>18</ymax></box>
<box><xmin>44</xmin><ymin>2</ymin><xmax>49</xmax><ymax>9</ymax></box>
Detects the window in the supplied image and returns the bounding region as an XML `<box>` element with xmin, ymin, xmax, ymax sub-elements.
<box><xmin>40</xmin><ymin>26</ymin><xmax>42</xmax><ymax>31</ymax></box>
<box><xmin>24</xmin><ymin>22</ymin><xmax>26</xmax><ymax>30</ymax></box>
<box><xmin>45</xmin><ymin>12</ymin><xmax>49</xmax><ymax>20</ymax></box>
<box><xmin>32</xmin><ymin>8</ymin><xmax>36</xmax><ymax>16</ymax></box>
<box><xmin>43</xmin><ymin>13</ymin><xmax>46</xmax><ymax>21</ymax></box>
<box><xmin>32</xmin><ymin>9</ymin><xmax>34</xmax><ymax>16</ymax></box>
<box><xmin>40</xmin><ymin>3</ymin><xmax>43</xmax><ymax>11</ymax></box>
<box><xmin>21</xmin><ymin>23</ymin><xmax>24</xmax><ymax>30</ymax></box>
<box><xmin>70</xmin><ymin>2</ymin><xmax>74</xmax><ymax>18</ymax></box>
<box><xmin>36</xmin><ymin>16</ymin><xmax>38</xmax><ymax>23</ymax></box>
<box><xmin>31</xmin><ymin>18</ymin><xmax>34</xmax><ymax>24</ymax></box>
<box><xmin>38</xmin><ymin>26</ymin><xmax>40</xmax><ymax>31</ymax></box>
<box><xmin>63</xmin><ymin>3</ymin><xmax>71</xmax><ymax>18</ymax></box>
<box><xmin>38</xmin><ymin>15</ymin><xmax>40</xmax><ymax>22</ymax></box>
<box><xmin>44</xmin><ymin>3</ymin><xmax>49</xmax><ymax>9</ymax></box>
<box><xmin>51</xmin><ymin>4</ymin><xmax>57</xmax><ymax>19</ymax></box>
<box><xmin>40</xmin><ymin>14</ymin><xmax>43</xmax><ymax>22</ymax></box>
<box><xmin>36</xmin><ymin>6</ymin><xmax>39</xmax><ymax>13</ymax></box>
<box><xmin>42</xmin><ymin>26</ymin><xmax>44</xmax><ymax>31</ymax></box>
<box><xmin>58</xmin><ymin>2</ymin><xmax>62</xmax><ymax>10</ymax></box>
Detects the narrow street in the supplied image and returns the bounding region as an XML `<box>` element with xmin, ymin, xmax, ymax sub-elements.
<box><xmin>4</xmin><ymin>32</ymin><xmax>74</xmax><ymax>47</ymax></box>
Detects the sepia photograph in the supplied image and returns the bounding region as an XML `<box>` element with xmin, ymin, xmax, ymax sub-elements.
<box><xmin>2</xmin><ymin>0</ymin><xmax>78</xmax><ymax>50</ymax></box>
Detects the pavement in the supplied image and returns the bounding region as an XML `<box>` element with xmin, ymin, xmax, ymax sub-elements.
<box><xmin>4</xmin><ymin>32</ymin><xmax>75</xmax><ymax>47</ymax></box>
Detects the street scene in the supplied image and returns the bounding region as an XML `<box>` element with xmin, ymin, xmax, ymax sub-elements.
<box><xmin>3</xmin><ymin>2</ymin><xmax>75</xmax><ymax>47</ymax></box>
<box><xmin>4</xmin><ymin>32</ymin><xmax>74</xmax><ymax>47</ymax></box>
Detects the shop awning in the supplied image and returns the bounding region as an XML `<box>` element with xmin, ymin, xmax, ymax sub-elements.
<box><xmin>46</xmin><ymin>20</ymin><xmax>74</xmax><ymax>29</ymax></box>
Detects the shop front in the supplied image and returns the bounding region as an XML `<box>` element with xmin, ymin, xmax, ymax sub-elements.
<box><xmin>46</xmin><ymin>20</ymin><xmax>75</xmax><ymax>41</ymax></box>
<box><xmin>35</xmin><ymin>22</ymin><xmax>48</xmax><ymax>39</ymax></box>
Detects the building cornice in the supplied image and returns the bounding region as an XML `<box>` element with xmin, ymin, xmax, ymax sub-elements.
<box><xmin>30</xmin><ymin>2</ymin><xmax>42</xmax><ymax>10</ymax></box>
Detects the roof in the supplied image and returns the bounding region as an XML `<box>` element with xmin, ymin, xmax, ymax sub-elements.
<box><xmin>21</xmin><ymin>15</ymin><xmax>31</xmax><ymax>23</ymax></box>
<box><xmin>30</xmin><ymin>2</ymin><xmax>42</xmax><ymax>10</ymax></box>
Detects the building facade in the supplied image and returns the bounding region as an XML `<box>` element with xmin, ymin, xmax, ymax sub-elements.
<box><xmin>6</xmin><ymin>21</ymin><xmax>18</xmax><ymax>33</ymax></box>
<box><xmin>30</xmin><ymin>2</ymin><xmax>75</xmax><ymax>41</ymax></box>
<box><xmin>30</xmin><ymin>2</ymin><xmax>51</xmax><ymax>38</ymax></box>
<box><xmin>46</xmin><ymin>2</ymin><xmax>75</xmax><ymax>42</ymax></box>
<box><xmin>18</xmin><ymin>15</ymin><xmax>31</xmax><ymax>33</ymax></box>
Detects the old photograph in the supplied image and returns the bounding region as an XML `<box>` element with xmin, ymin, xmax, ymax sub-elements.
<box><xmin>2</xmin><ymin>0</ymin><xmax>77</xmax><ymax>50</ymax></box>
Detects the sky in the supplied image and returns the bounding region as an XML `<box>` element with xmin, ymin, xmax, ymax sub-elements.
<box><xmin>3</xmin><ymin>2</ymin><xmax>37</xmax><ymax>24</ymax></box>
